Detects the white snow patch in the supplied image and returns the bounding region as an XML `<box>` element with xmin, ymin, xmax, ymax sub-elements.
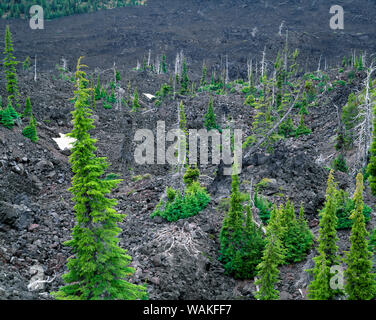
<box><xmin>143</xmin><ymin>93</ymin><xmax>156</xmax><ymax>100</ymax></box>
<box><xmin>53</xmin><ymin>133</ymin><xmax>76</xmax><ymax>150</ymax></box>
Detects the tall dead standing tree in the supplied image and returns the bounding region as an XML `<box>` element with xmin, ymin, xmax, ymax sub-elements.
<box><xmin>353</xmin><ymin>63</ymin><xmax>376</xmax><ymax>172</ymax></box>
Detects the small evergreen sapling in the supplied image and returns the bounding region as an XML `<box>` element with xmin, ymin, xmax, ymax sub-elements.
<box><xmin>132</xmin><ymin>88</ymin><xmax>140</xmax><ymax>111</ymax></box>
<box><xmin>183</xmin><ymin>165</ymin><xmax>200</xmax><ymax>186</ymax></box>
<box><xmin>151</xmin><ymin>167</ymin><xmax>210</xmax><ymax>222</ymax></box>
<box><xmin>244</xmin><ymin>94</ymin><xmax>256</xmax><ymax>107</ymax></box>
<box><xmin>115</xmin><ymin>70</ymin><xmax>121</xmax><ymax>82</ymax></box>
<box><xmin>200</xmin><ymin>62</ymin><xmax>207</xmax><ymax>86</ymax></box>
<box><xmin>22</xmin><ymin>115</ymin><xmax>38</xmax><ymax>142</ymax></box>
<box><xmin>0</xmin><ymin>103</ymin><xmax>14</xmax><ymax>129</ymax></box>
<box><xmin>161</xmin><ymin>54</ymin><xmax>167</xmax><ymax>73</ymax></box>
<box><xmin>203</xmin><ymin>96</ymin><xmax>219</xmax><ymax>131</ymax></box>
<box><xmin>23</xmin><ymin>56</ymin><xmax>31</xmax><ymax>71</ymax></box>
<box><xmin>294</xmin><ymin>114</ymin><xmax>311</xmax><ymax>137</ymax></box>
<box><xmin>180</xmin><ymin>59</ymin><xmax>189</xmax><ymax>94</ymax></box>
<box><xmin>23</xmin><ymin>96</ymin><xmax>32</xmax><ymax>118</ymax></box>
<box><xmin>8</xmin><ymin>103</ymin><xmax>19</xmax><ymax>120</ymax></box>
<box><xmin>331</xmin><ymin>154</ymin><xmax>348</xmax><ymax>173</ymax></box>
<box><xmin>94</xmin><ymin>75</ymin><xmax>101</xmax><ymax>100</ymax></box>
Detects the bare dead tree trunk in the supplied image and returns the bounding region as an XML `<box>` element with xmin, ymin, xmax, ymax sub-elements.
<box><xmin>261</xmin><ymin>46</ymin><xmax>266</xmax><ymax>79</ymax></box>
<box><xmin>272</xmin><ymin>70</ymin><xmax>276</xmax><ymax>107</ymax></box>
<box><xmin>354</xmin><ymin>64</ymin><xmax>376</xmax><ymax>172</ymax></box>
<box><xmin>225</xmin><ymin>54</ymin><xmax>229</xmax><ymax>84</ymax></box>
<box><xmin>278</xmin><ymin>21</ymin><xmax>284</xmax><ymax>36</ymax></box>
<box><xmin>317</xmin><ymin>54</ymin><xmax>322</xmax><ymax>72</ymax></box>
<box><xmin>284</xmin><ymin>29</ymin><xmax>288</xmax><ymax>74</ymax></box>
<box><xmin>147</xmin><ymin>49</ymin><xmax>151</xmax><ymax>67</ymax></box>
<box><xmin>249</xmin><ymin>178</ymin><xmax>266</xmax><ymax>234</ymax></box>
<box><xmin>34</xmin><ymin>55</ymin><xmax>37</xmax><ymax>82</ymax></box>
<box><xmin>247</xmin><ymin>59</ymin><xmax>253</xmax><ymax>87</ymax></box>
<box><xmin>176</xmin><ymin>102</ymin><xmax>187</xmax><ymax>196</ymax></box>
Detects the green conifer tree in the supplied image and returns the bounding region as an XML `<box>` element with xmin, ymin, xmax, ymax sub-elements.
<box><xmin>307</xmin><ymin>251</ymin><xmax>331</xmax><ymax>300</ymax></box>
<box><xmin>279</xmin><ymin>201</ymin><xmax>313</xmax><ymax>263</ymax></box>
<box><xmin>22</xmin><ymin>114</ymin><xmax>38</xmax><ymax>143</ymax></box>
<box><xmin>23</xmin><ymin>56</ymin><xmax>31</xmax><ymax>71</ymax></box>
<box><xmin>8</xmin><ymin>103</ymin><xmax>19</xmax><ymax>120</ymax></box>
<box><xmin>204</xmin><ymin>96</ymin><xmax>218</xmax><ymax>131</ymax></box>
<box><xmin>180</xmin><ymin>59</ymin><xmax>189</xmax><ymax>94</ymax></box>
<box><xmin>24</xmin><ymin>96</ymin><xmax>32</xmax><ymax>118</ymax></box>
<box><xmin>52</xmin><ymin>57</ymin><xmax>147</xmax><ymax>300</ymax></box>
<box><xmin>307</xmin><ymin>171</ymin><xmax>339</xmax><ymax>300</ymax></box>
<box><xmin>3</xmin><ymin>25</ymin><xmax>20</xmax><ymax>110</ymax></box>
<box><xmin>200</xmin><ymin>62</ymin><xmax>207</xmax><ymax>86</ymax></box>
<box><xmin>341</xmin><ymin>92</ymin><xmax>359</xmax><ymax>148</ymax></box>
<box><xmin>161</xmin><ymin>54</ymin><xmax>167</xmax><ymax>73</ymax></box>
<box><xmin>244</xmin><ymin>94</ymin><xmax>256</xmax><ymax>107</ymax></box>
<box><xmin>95</xmin><ymin>74</ymin><xmax>101</xmax><ymax>100</ymax></box>
<box><xmin>317</xmin><ymin>171</ymin><xmax>339</xmax><ymax>265</ymax></box>
<box><xmin>219</xmin><ymin>174</ymin><xmax>264</xmax><ymax>279</ymax></box>
<box><xmin>0</xmin><ymin>103</ymin><xmax>14</xmax><ymax>129</ymax></box>
<box><xmin>255</xmin><ymin>222</ymin><xmax>285</xmax><ymax>300</ymax></box>
<box><xmin>115</xmin><ymin>70</ymin><xmax>121</xmax><ymax>82</ymax></box>
<box><xmin>132</xmin><ymin>88</ymin><xmax>140</xmax><ymax>112</ymax></box>
<box><xmin>109</xmin><ymin>88</ymin><xmax>116</xmax><ymax>104</ymax></box>
<box><xmin>183</xmin><ymin>165</ymin><xmax>200</xmax><ymax>186</ymax></box>
<box><xmin>344</xmin><ymin>173</ymin><xmax>376</xmax><ymax>300</ymax></box>
<box><xmin>295</xmin><ymin>114</ymin><xmax>312</xmax><ymax>137</ymax></box>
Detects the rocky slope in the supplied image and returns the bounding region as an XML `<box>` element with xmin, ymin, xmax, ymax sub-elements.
<box><xmin>0</xmin><ymin>0</ymin><xmax>376</xmax><ymax>300</ymax></box>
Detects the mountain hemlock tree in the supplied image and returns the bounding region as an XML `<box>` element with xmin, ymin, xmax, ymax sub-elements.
<box><xmin>317</xmin><ymin>171</ymin><xmax>339</xmax><ymax>265</ymax></box>
<box><xmin>115</xmin><ymin>70</ymin><xmax>121</xmax><ymax>82</ymax></box>
<box><xmin>307</xmin><ymin>170</ymin><xmax>339</xmax><ymax>300</ymax></box>
<box><xmin>23</xmin><ymin>56</ymin><xmax>31</xmax><ymax>71</ymax></box>
<box><xmin>341</xmin><ymin>92</ymin><xmax>359</xmax><ymax>149</ymax></box>
<box><xmin>344</xmin><ymin>173</ymin><xmax>376</xmax><ymax>300</ymax></box>
<box><xmin>161</xmin><ymin>54</ymin><xmax>167</xmax><ymax>73</ymax></box>
<box><xmin>255</xmin><ymin>231</ymin><xmax>285</xmax><ymax>300</ymax></box>
<box><xmin>255</xmin><ymin>205</ymin><xmax>285</xmax><ymax>300</ymax></box>
<box><xmin>180</xmin><ymin>59</ymin><xmax>189</xmax><ymax>94</ymax></box>
<box><xmin>204</xmin><ymin>96</ymin><xmax>218</xmax><ymax>131</ymax></box>
<box><xmin>219</xmin><ymin>173</ymin><xmax>264</xmax><ymax>279</ymax></box>
<box><xmin>52</xmin><ymin>58</ymin><xmax>147</xmax><ymax>300</ymax></box>
<box><xmin>279</xmin><ymin>201</ymin><xmax>314</xmax><ymax>263</ymax></box>
<box><xmin>201</xmin><ymin>62</ymin><xmax>207</xmax><ymax>86</ymax></box>
<box><xmin>295</xmin><ymin>114</ymin><xmax>312</xmax><ymax>137</ymax></box>
<box><xmin>22</xmin><ymin>114</ymin><xmax>38</xmax><ymax>142</ymax></box>
<box><xmin>24</xmin><ymin>96</ymin><xmax>32</xmax><ymax>118</ymax></box>
<box><xmin>307</xmin><ymin>251</ymin><xmax>331</xmax><ymax>300</ymax></box>
<box><xmin>0</xmin><ymin>102</ymin><xmax>14</xmax><ymax>129</ymax></box>
<box><xmin>7</xmin><ymin>102</ymin><xmax>19</xmax><ymax>120</ymax></box>
<box><xmin>95</xmin><ymin>74</ymin><xmax>101</xmax><ymax>100</ymax></box>
<box><xmin>3</xmin><ymin>25</ymin><xmax>20</xmax><ymax>110</ymax></box>
<box><xmin>132</xmin><ymin>88</ymin><xmax>140</xmax><ymax>111</ymax></box>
